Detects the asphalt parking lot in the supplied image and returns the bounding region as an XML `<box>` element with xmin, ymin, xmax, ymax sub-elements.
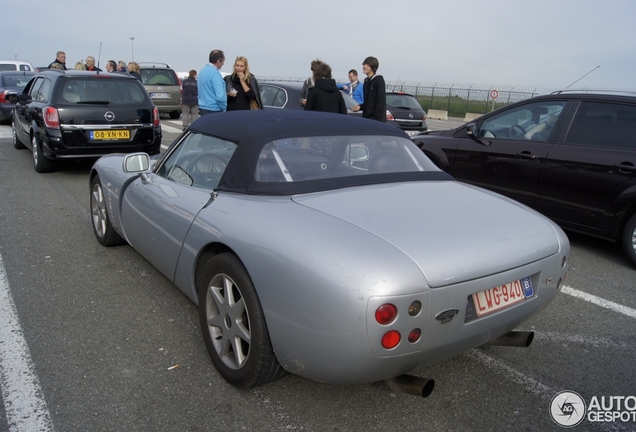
<box><xmin>0</xmin><ymin>117</ymin><xmax>635</xmax><ymax>432</ymax></box>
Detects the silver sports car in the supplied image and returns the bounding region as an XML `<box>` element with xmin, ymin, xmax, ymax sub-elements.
<box><xmin>89</xmin><ymin>110</ymin><xmax>569</xmax><ymax>394</ymax></box>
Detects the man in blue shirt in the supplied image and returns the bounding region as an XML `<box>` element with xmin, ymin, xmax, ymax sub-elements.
<box><xmin>337</xmin><ymin>69</ymin><xmax>363</xmax><ymax>104</ymax></box>
<box><xmin>198</xmin><ymin>50</ymin><xmax>227</xmax><ymax>115</ymax></box>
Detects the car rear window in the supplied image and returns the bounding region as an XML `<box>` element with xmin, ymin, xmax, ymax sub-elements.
<box><xmin>54</xmin><ymin>78</ymin><xmax>148</xmax><ymax>104</ymax></box>
<box><xmin>2</xmin><ymin>75</ymin><xmax>32</xmax><ymax>88</ymax></box>
<box><xmin>0</xmin><ymin>64</ymin><xmax>17</xmax><ymax>71</ymax></box>
<box><xmin>387</xmin><ymin>94</ymin><xmax>422</xmax><ymax>109</ymax></box>
<box><xmin>140</xmin><ymin>69</ymin><xmax>179</xmax><ymax>86</ymax></box>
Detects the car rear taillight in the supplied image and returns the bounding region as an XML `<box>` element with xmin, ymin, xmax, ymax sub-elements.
<box><xmin>375</xmin><ymin>303</ymin><xmax>397</xmax><ymax>325</ymax></box>
<box><xmin>178</xmin><ymin>76</ymin><xmax>183</xmax><ymax>94</ymax></box>
<box><xmin>0</xmin><ymin>91</ymin><xmax>7</xmax><ymax>103</ymax></box>
<box><xmin>152</xmin><ymin>107</ymin><xmax>160</xmax><ymax>127</ymax></box>
<box><xmin>381</xmin><ymin>330</ymin><xmax>401</xmax><ymax>349</ymax></box>
<box><xmin>43</xmin><ymin>106</ymin><xmax>59</xmax><ymax>129</ymax></box>
<box><xmin>386</xmin><ymin>110</ymin><xmax>395</xmax><ymax>121</ymax></box>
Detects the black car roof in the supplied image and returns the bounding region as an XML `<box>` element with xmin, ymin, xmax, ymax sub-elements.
<box><xmin>182</xmin><ymin>110</ymin><xmax>451</xmax><ymax>195</ymax></box>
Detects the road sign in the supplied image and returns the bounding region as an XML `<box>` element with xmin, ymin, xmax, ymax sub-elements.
<box><xmin>490</xmin><ymin>89</ymin><xmax>499</xmax><ymax>99</ymax></box>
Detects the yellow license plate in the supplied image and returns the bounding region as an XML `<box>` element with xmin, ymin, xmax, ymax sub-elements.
<box><xmin>90</xmin><ymin>130</ymin><xmax>130</xmax><ymax>140</ymax></box>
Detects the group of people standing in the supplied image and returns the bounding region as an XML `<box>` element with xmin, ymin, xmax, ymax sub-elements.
<box><xmin>47</xmin><ymin>51</ymin><xmax>142</xmax><ymax>81</ymax></box>
<box><xmin>180</xmin><ymin>49</ymin><xmax>264</xmax><ymax>129</ymax></box>
<box><xmin>300</xmin><ymin>56</ymin><xmax>386</xmax><ymax>122</ymax></box>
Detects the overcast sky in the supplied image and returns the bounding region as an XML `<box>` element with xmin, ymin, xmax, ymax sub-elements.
<box><xmin>3</xmin><ymin>0</ymin><xmax>635</xmax><ymax>92</ymax></box>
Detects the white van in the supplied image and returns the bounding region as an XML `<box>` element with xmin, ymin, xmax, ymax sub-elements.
<box><xmin>0</xmin><ymin>60</ymin><xmax>35</xmax><ymax>71</ymax></box>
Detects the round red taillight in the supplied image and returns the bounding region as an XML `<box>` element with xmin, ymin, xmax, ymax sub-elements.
<box><xmin>381</xmin><ymin>330</ymin><xmax>401</xmax><ymax>349</ymax></box>
<box><xmin>375</xmin><ymin>304</ymin><xmax>397</xmax><ymax>325</ymax></box>
<box><xmin>408</xmin><ymin>328</ymin><xmax>422</xmax><ymax>343</ymax></box>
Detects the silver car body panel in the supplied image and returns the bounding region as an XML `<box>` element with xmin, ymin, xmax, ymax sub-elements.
<box><xmin>93</xmin><ymin>153</ymin><xmax>569</xmax><ymax>384</ymax></box>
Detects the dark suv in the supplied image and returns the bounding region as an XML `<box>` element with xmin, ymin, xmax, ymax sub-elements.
<box><xmin>10</xmin><ymin>69</ymin><xmax>161</xmax><ymax>172</ymax></box>
<box><xmin>386</xmin><ymin>92</ymin><xmax>427</xmax><ymax>135</ymax></box>
<box><xmin>138</xmin><ymin>62</ymin><xmax>182</xmax><ymax>119</ymax></box>
<box><xmin>412</xmin><ymin>91</ymin><xmax>636</xmax><ymax>265</ymax></box>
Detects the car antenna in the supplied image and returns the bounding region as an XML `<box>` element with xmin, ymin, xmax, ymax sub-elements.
<box><xmin>565</xmin><ymin>65</ymin><xmax>600</xmax><ymax>89</ymax></box>
<box><xmin>97</xmin><ymin>42</ymin><xmax>102</xmax><ymax>75</ymax></box>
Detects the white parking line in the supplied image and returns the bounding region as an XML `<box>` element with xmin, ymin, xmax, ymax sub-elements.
<box><xmin>562</xmin><ymin>285</ymin><xmax>636</xmax><ymax>319</ymax></box>
<box><xmin>161</xmin><ymin>123</ymin><xmax>182</xmax><ymax>134</ymax></box>
<box><xmin>0</xmin><ymin>125</ymin><xmax>12</xmax><ymax>139</ymax></box>
<box><xmin>0</xmin><ymin>253</ymin><xmax>53</xmax><ymax>432</ymax></box>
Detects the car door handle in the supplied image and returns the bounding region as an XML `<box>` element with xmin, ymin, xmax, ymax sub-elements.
<box><xmin>614</xmin><ymin>162</ymin><xmax>636</xmax><ymax>173</ymax></box>
<box><xmin>516</xmin><ymin>151</ymin><xmax>538</xmax><ymax>159</ymax></box>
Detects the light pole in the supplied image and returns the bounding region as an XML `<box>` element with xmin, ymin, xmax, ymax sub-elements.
<box><xmin>129</xmin><ymin>37</ymin><xmax>135</xmax><ymax>61</ymax></box>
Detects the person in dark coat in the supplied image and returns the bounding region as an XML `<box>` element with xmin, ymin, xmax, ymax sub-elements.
<box><xmin>224</xmin><ymin>56</ymin><xmax>263</xmax><ymax>111</ymax></box>
<box><xmin>181</xmin><ymin>69</ymin><xmax>199</xmax><ymax>129</ymax></box>
<box><xmin>351</xmin><ymin>56</ymin><xmax>386</xmax><ymax>122</ymax></box>
<box><xmin>304</xmin><ymin>62</ymin><xmax>347</xmax><ymax>114</ymax></box>
<box><xmin>48</xmin><ymin>51</ymin><xmax>67</xmax><ymax>70</ymax></box>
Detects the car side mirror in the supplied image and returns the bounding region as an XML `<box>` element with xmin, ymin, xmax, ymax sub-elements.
<box><xmin>466</xmin><ymin>123</ymin><xmax>478</xmax><ymax>137</ymax></box>
<box><xmin>4</xmin><ymin>91</ymin><xmax>19</xmax><ymax>104</ymax></box>
<box><xmin>18</xmin><ymin>93</ymin><xmax>31</xmax><ymax>104</ymax></box>
<box><xmin>349</xmin><ymin>146</ymin><xmax>369</xmax><ymax>162</ymax></box>
<box><xmin>124</xmin><ymin>153</ymin><xmax>150</xmax><ymax>173</ymax></box>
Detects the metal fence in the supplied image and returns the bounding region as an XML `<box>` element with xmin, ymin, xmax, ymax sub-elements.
<box><xmin>260</xmin><ymin>76</ymin><xmax>556</xmax><ymax>119</ymax></box>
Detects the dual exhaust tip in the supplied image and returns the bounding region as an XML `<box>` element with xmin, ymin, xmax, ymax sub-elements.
<box><xmin>384</xmin><ymin>331</ymin><xmax>534</xmax><ymax>398</ymax></box>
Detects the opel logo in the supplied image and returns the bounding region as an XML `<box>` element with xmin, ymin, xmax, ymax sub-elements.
<box><xmin>104</xmin><ymin>111</ymin><xmax>115</xmax><ymax>122</ymax></box>
<box><xmin>409</xmin><ymin>113</ymin><xmax>414</xmax><ymax>119</ymax></box>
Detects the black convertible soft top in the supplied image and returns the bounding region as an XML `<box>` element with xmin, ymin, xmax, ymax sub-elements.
<box><xmin>184</xmin><ymin>110</ymin><xmax>452</xmax><ymax>195</ymax></box>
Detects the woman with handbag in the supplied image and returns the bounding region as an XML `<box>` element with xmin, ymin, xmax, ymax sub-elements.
<box><xmin>224</xmin><ymin>56</ymin><xmax>263</xmax><ymax>111</ymax></box>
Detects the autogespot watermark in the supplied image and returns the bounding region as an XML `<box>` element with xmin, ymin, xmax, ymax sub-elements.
<box><xmin>550</xmin><ymin>390</ymin><xmax>636</xmax><ymax>428</ymax></box>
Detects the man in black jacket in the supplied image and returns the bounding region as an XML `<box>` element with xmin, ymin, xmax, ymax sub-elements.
<box><xmin>352</xmin><ymin>56</ymin><xmax>386</xmax><ymax>122</ymax></box>
<box><xmin>48</xmin><ymin>51</ymin><xmax>67</xmax><ymax>70</ymax></box>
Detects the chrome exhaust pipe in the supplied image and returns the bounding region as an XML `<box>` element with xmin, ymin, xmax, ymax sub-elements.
<box><xmin>484</xmin><ymin>331</ymin><xmax>534</xmax><ymax>347</ymax></box>
<box><xmin>384</xmin><ymin>374</ymin><xmax>435</xmax><ymax>398</ymax></box>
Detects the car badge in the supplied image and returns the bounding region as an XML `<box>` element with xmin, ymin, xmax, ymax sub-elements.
<box><xmin>158</xmin><ymin>86</ymin><xmax>163</xmax><ymax>90</ymax></box>
<box><xmin>409</xmin><ymin>113</ymin><xmax>414</xmax><ymax>119</ymax></box>
<box><xmin>104</xmin><ymin>111</ymin><xmax>115</xmax><ymax>122</ymax></box>
<box><xmin>435</xmin><ymin>309</ymin><xmax>459</xmax><ymax>324</ymax></box>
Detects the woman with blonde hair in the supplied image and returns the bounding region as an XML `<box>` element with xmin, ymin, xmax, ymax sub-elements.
<box><xmin>74</xmin><ymin>61</ymin><xmax>86</xmax><ymax>70</ymax></box>
<box><xmin>223</xmin><ymin>56</ymin><xmax>263</xmax><ymax>111</ymax></box>
<box><xmin>128</xmin><ymin>61</ymin><xmax>142</xmax><ymax>81</ymax></box>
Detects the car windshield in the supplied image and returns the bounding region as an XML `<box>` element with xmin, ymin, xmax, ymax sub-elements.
<box><xmin>387</xmin><ymin>94</ymin><xmax>422</xmax><ymax>109</ymax></box>
<box><xmin>255</xmin><ymin>135</ymin><xmax>438</xmax><ymax>182</ymax></box>
<box><xmin>54</xmin><ymin>78</ymin><xmax>148</xmax><ymax>104</ymax></box>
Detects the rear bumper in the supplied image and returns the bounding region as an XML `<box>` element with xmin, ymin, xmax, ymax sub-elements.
<box><xmin>39</xmin><ymin>126</ymin><xmax>162</xmax><ymax>158</ymax></box>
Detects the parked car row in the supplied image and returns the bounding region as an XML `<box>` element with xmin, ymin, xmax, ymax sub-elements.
<box><xmin>258</xmin><ymin>81</ymin><xmax>428</xmax><ymax>135</ymax></box>
<box><xmin>411</xmin><ymin>91</ymin><xmax>636</xmax><ymax>266</ymax></box>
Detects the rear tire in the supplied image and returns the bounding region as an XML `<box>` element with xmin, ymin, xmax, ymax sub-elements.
<box><xmin>12</xmin><ymin>118</ymin><xmax>25</xmax><ymax>149</ymax></box>
<box><xmin>622</xmin><ymin>214</ymin><xmax>636</xmax><ymax>267</ymax></box>
<box><xmin>90</xmin><ymin>175</ymin><xmax>125</xmax><ymax>246</ymax></box>
<box><xmin>32</xmin><ymin>134</ymin><xmax>53</xmax><ymax>173</ymax></box>
<box><xmin>169</xmin><ymin>111</ymin><xmax>181</xmax><ymax>119</ymax></box>
<box><xmin>198</xmin><ymin>252</ymin><xmax>286</xmax><ymax>388</ymax></box>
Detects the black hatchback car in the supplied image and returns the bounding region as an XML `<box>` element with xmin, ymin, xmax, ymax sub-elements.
<box><xmin>386</xmin><ymin>92</ymin><xmax>428</xmax><ymax>135</ymax></box>
<box><xmin>412</xmin><ymin>91</ymin><xmax>636</xmax><ymax>266</ymax></box>
<box><xmin>10</xmin><ymin>69</ymin><xmax>161</xmax><ymax>173</ymax></box>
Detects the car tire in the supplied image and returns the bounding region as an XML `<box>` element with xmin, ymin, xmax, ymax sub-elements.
<box><xmin>90</xmin><ymin>175</ymin><xmax>125</xmax><ymax>247</ymax></box>
<box><xmin>198</xmin><ymin>252</ymin><xmax>286</xmax><ymax>388</ymax></box>
<box><xmin>32</xmin><ymin>134</ymin><xmax>53</xmax><ymax>173</ymax></box>
<box><xmin>622</xmin><ymin>214</ymin><xmax>636</xmax><ymax>266</ymax></box>
<box><xmin>169</xmin><ymin>111</ymin><xmax>181</xmax><ymax>120</ymax></box>
<box><xmin>12</xmin><ymin>118</ymin><xmax>25</xmax><ymax>149</ymax></box>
